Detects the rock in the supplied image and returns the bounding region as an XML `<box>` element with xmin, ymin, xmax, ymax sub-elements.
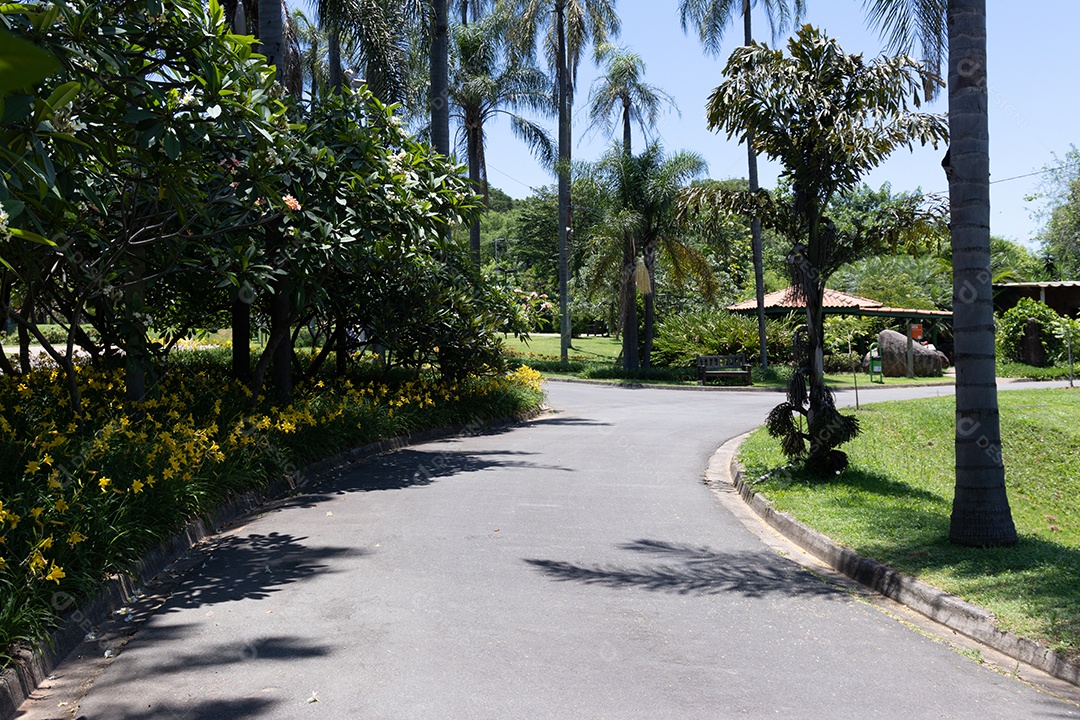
<box><xmin>864</xmin><ymin>329</ymin><xmax>948</xmax><ymax>377</ymax></box>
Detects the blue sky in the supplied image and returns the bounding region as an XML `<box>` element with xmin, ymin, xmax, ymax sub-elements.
<box><xmin>296</xmin><ymin>2</ymin><xmax>1077</xmax><ymax>246</ymax></box>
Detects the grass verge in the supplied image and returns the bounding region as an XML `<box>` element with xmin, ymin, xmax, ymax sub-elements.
<box><xmin>737</xmin><ymin>387</ymin><xmax>1080</xmax><ymax>660</ymax></box>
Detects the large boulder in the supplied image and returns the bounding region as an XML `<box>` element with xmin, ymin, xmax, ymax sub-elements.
<box><xmin>864</xmin><ymin>329</ymin><xmax>949</xmax><ymax>377</ymax></box>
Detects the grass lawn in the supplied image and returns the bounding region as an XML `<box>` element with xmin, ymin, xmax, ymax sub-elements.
<box><xmin>738</xmin><ymin>387</ymin><xmax>1080</xmax><ymax>659</ymax></box>
<box><xmin>506</xmin><ymin>332</ymin><xmax>622</xmax><ymax>360</ymax></box>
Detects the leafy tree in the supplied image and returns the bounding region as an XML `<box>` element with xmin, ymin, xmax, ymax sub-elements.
<box><xmin>501</xmin><ymin>0</ymin><xmax>621</xmax><ymax>360</ymax></box>
<box><xmin>0</xmin><ymin>0</ymin><xmax>284</xmax><ymax>409</ymax></box>
<box><xmin>687</xmin><ymin>25</ymin><xmax>947</xmax><ymax>473</ymax></box>
<box><xmin>679</xmin><ymin>0</ymin><xmax>806</xmax><ymax>370</ymax></box>
<box><xmin>1031</xmin><ymin>147</ymin><xmax>1080</xmax><ymax>281</ymax></box>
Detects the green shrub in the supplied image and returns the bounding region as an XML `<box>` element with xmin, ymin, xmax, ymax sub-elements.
<box><xmin>651</xmin><ymin>309</ymin><xmax>798</xmax><ymax>367</ymax></box>
<box><xmin>997</xmin><ymin>298</ymin><xmax>1064</xmax><ymax>365</ymax></box>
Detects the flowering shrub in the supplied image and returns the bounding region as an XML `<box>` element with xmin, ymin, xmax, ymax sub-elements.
<box><xmin>0</xmin><ymin>355</ymin><xmax>543</xmax><ymax>662</ymax></box>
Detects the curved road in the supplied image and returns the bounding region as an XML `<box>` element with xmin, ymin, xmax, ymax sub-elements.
<box><xmin>30</xmin><ymin>381</ymin><xmax>1079</xmax><ymax>719</ymax></box>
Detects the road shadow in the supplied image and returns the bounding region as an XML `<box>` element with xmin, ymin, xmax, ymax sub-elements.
<box><xmin>74</xmin><ymin>696</ymin><xmax>276</xmax><ymax>720</ymax></box>
<box><xmin>525</xmin><ymin>538</ymin><xmax>843</xmax><ymax>599</ymax></box>
<box><xmin>529</xmin><ymin>415</ymin><xmax>612</xmax><ymax>427</ymax></box>
<box><xmin>110</xmin><ymin>632</ymin><xmax>331</xmax><ymax>677</ymax></box>
<box><xmin>159</xmin><ymin>531</ymin><xmax>362</xmax><ymax>611</ymax></box>
<box><xmin>275</xmin><ymin>447</ymin><xmax>573</xmax><ymax>510</ymax></box>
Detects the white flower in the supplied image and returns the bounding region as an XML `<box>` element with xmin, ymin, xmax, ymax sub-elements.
<box><xmin>0</xmin><ymin>206</ymin><xmax>9</xmax><ymax>237</ymax></box>
<box><xmin>69</xmin><ymin>117</ymin><xmax>86</xmax><ymax>132</ymax></box>
<box><xmin>179</xmin><ymin>90</ymin><xmax>197</xmax><ymax>107</ymax></box>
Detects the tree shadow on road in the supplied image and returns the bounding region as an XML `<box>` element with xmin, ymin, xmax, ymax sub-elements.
<box><xmin>159</xmin><ymin>531</ymin><xmax>363</xmax><ymax>611</ymax></box>
<box><xmin>75</xmin><ymin>696</ymin><xmax>276</xmax><ymax>720</ymax></box>
<box><xmin>525</xmin><ymin>539</ymin><xmax>844</xmax><ymax>599</ymax></box>
<box><xmin>275</xmin><ymin>447</ymin><xmax>574</xmax><ymax>510</ymax></box>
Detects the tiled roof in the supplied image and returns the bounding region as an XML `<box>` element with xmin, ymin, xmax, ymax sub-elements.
<box><xmin>727</xmin><ymin>286</ymin><xmax>883</xmax><ymax>311</ymax></box>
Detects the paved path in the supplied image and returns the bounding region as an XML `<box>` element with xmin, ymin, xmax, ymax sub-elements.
<box><xmin>27</xmin><ymin>381</ymin><xmax>1080</xmax><ymax>719</ymax></box>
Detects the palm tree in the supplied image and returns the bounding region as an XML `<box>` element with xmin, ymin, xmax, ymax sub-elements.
<box><xmin>449</xmin><ymin>12</ymin><xmax>555</xmax><ymax>265</ymax></box>
<box><xmin>862</xmin><ymin>0</ymin><xmax>1015</xmax><ymax>547</ymax></box>
<box><xmin>501</xmin><ymin>0</ymin><xmax>620</xmax><ymax>361</ymax></box>
<box><xmin>588</xmin><ymin>144</ymin><xmax>714</xmax><ymax>369</ymax></box>
<box><xmin>586</xmin><ymin>43</ymin><xmax>677</xmax><ymax>368</ymax></box>
<box><xmin>586</xmin><ymin>43</ymin><xmax>676</xmax><ymax>157</ymax></box>
<box><xmin>312</xmin><ymin>0</ymin><xmax>418</xmax><ymax>101</ymax></box>
<box><xmin>679</xmin><ymin>0</ymin><xmax>805</xmax><ymax>371</ymax></box>
<box><xmin>697</xmin><ymin>25</ymin><xmax>947</xmax><ymax>472</ymax></box>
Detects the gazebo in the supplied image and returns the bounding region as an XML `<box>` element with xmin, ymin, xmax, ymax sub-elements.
<box><xmin>727</xmin><ymin>286</ymin><xmax>952</xmax><ymax>321</ymax></box>
<box><xmin>727</xmin><ymin>286</ymin><xmax>953</xmax><ymax>353</ymax></box>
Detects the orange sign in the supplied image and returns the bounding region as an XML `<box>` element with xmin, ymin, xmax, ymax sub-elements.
<box><xmin>911</xmin><ymin>323</ymin><xmax>923</xmax><ymax>341</ymax></box>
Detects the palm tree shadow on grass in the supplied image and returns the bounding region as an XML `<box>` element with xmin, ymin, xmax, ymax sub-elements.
<box><xmin>779</xmin><ymin>467</ymin><xmax>1080</xmax><ymax>657</ymax></box>
<box><xmin>525</xmin><ymin>538</ymin><xmax>844</xmax><ymax>599</ymax></box>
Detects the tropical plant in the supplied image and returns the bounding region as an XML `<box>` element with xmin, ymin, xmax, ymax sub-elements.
<box><xmin>449</xmin><ymin>11</ymin><xmax>555</xmax><ymax>264</ymax></box>
<box><xmin>585</xmin><ymin>144</ymin><xmax>711</xmax><ymax>369</ymax></box>
<box><xmin>686</xmin><ymin>24</ymin><xmax>947</xmax><ymax>474</ymax></box>
<box><xmin>996</xmin><ymin>298</ymin><xmax>1065</xmax><ymax>366</ymax></box>
<box><xmin>1031</xmin><ymin>147</ymin><xmax>1080</xmax><ymax>281</ymax></box>
<box><xmin>678</xmin><ymin>0</ymin><xmax>806</xmax><ymax>370</ymax></box>
<box><xmin>501</xmin><ymin>0</ymin><xmax>621</xmax><ymax>360</ymax></box>
<box><xmin>586</xmin><ymin>43</ymin><xmax>677</xmax><ymax>157</ymax></box>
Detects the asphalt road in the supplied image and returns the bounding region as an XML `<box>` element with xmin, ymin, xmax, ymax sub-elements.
<box><xmin>35</xmin><ymin>381</ymin><xmax>1080</xmax><ymax>719</ymax></box>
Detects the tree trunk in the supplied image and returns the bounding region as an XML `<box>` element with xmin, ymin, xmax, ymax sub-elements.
<box><xmin>743</xmin><ymin>0</ymin><xmax>768</xmax><ymax>369</ymax></box>
<box><xmin>468</xmin><ymin>122</ymin><xmax>483</xmax><ymax>266</ymax></box>
<box><xmin>621</xmin><ymin>234</ymin><xmax>638</xmax><ymax>371</ymax></box>
<box><xmin>271</xmin><ymin>280</ymin><xmax>293</xmax><ymax>402</ymax></box>
<box><xmin>232</xmin><ymin>296</ymin><xmax>252</xmax><ymax>383</ymax></box>
<box><xmin>335</xmin><ymin>320</ymin><xmax>349</xmax><ymax>376</ymax></box>
<box><xmin>430</xmin><ymin>0</ymin><xmax>451</xmax><ymax>156</ymax></box>
<box><xmin>621</xmin><ymin>98</ymin><xmax>632</xmax><ymax>156</ymax></box>
<box><xmin>328</xmin><ymin>26</ymin><xmax>343</xmax><ymax>92</ymax></box>
<box><xmin>642</xmin><ymin>243</ymin><xmax>656</xmax><ymax>368</ymax></box>
<box><xmin>946</xmin><ymin>0</ymin><xmax>1017</xmax><ymax>547</ymax></box>
<box><xmin>556</xmin><ymin>1</ymin><xmax>572</xmax><ymax>361</ymax></box>
<box><xmin>257</xmin><ymin>0</ymin><xmax>284</xmax><ymax>70</ymax></box>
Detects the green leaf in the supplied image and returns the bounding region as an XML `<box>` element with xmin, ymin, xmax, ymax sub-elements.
<box><xmin>7</xmin><ymin>227</ymin><xmax>55</xmax><ymax>246</ymax></box>
<box><xmin>0</xmin><ymin>28</ymin><xmax>59</xmax><ymax>95</ymax></box>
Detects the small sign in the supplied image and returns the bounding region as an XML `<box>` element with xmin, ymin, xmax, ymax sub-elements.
<box><xmin>911</xmin><ymin>323</ymin><xmax>923</xmax><ymax>341</ymax></box>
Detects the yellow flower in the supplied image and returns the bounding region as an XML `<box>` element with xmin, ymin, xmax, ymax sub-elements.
<box><xmin>44</xmin><ymin>563</ymin><xmax>65</xmax><ymax>584</ymax></box>
<box><xmin>40</xmin><ymin>536</ymin><xmax>53</xmax><ymax>550</ymax></box>
<box><xmin>99</xmin><ymin>476</ymin><xmax>111</xmax><ymax>491</ymax></box>
<box><xmin>29</xmin><ymin>507</ymin><xmax>44</xmax><ymax>520</ymax></box>
<box><xmin>41</xmin><ymin>453</ymin><xmax>53</xmax><ymax>467</ymax></box>
<box><xmin>54</xmin><ymin>499</ymin><xmax>69</xmax><ymax>513</ymax></box>
<box><xmin>25</xmin><ymin>460</ymin><xmax>41</xmax><ymax>475</ymax></box>
<box><xmin>67</xmin><ymin>531</ymin><xmax>86</xmax><ymax>545</ymax></box>
<box><xmin>131</xmin><ymin>479</ymin><xmax>144</xmax><ymax>494</ymax></box>
<box><xmin>29</xmin><ymin>550</ymin><xmax>45</xmax><ymax>571</ymax></box>
<box><xmin>0</xmin><ymin>556</ymin><xmax>6</xmax><ymax>570</ymax></box>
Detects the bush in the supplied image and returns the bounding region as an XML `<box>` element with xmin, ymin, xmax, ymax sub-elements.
<box><xmin>997</xmin><ymin>298</ymin><xmax>1065</xmax><ymax>365</ymax></box>
<box><xmin>651</xmin><ymin>309</ymin><xmax>798</xmax><ymax>368</ymax></box>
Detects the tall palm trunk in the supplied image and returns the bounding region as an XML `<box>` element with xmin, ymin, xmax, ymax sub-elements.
<box><xmin>328</xmin><ymin>27</ymin><xmax>343</xmax><ymax>91</ymax></box>
<box><xmin>744</xmin><ymin>0</ymin><xmax>768</xmax><ymax>369</ymax></box>
<box><xmin>621</xmin><ymin>234</ymin><xmax>639</xmax><ymax>370</ymax></box>
<box><xmin>556</xmin><ymin>0</ymin><xmax>572</xmax><ymax>360</ymax></box>
<box><xmin>430</xmin><ymin>0</ymin><xmax>451</xmax><ymax>156</ymax></box>
<box><xmin>946</xmin><ymin>0</ymin><xmax>1017</xmax><ymax>546</ymax></box>
<box><xmin>642</xmin><ymin>242</ymin><xmax>656</xmax><ymax>368</ymax></box>
<box><xmin>258</xmin><ymin>0</ymin><xmax>285</xmax><ymax>70</ymax></box>
<box><xmin>467</xmin><ymin>118</ymin><xmax>483</xmax><ymax>265</ymax></box>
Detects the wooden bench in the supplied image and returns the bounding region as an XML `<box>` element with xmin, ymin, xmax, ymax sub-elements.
<box><xmin>696</xmin><ymin>354</ymin><xmax>752</xmax><ymax>386</ymax></box>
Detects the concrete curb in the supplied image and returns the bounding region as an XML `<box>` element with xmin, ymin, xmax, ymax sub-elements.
<box><xmin>0</xmin><ymin>407</ymin><xmax>543</xmax><ymax>720</ymax></box>
<box><xmin>714</xmin><ymin>433</ymin><xmax>1080</xmax><ymax>689</ymax></box>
